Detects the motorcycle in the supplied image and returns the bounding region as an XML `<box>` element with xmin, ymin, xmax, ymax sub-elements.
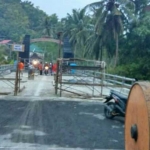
<box><xmin>44</xmin><ymin>66</ymin><xmax>49</xmax><ymax>75</ymax></box>
<box><xmin>104</xmin><ymin>90</ymin><xmax>128</xmax><ymax>119</ymax></box>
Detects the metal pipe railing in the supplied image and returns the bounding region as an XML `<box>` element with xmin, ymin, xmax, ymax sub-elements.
<box><xmin>84</xmin><ymin>70</ymin><xmax>135</xmax><ymax>89</ymax></box>
<box><xmin>0</xmin><ymin>64</ymin><xmax>14</xmax><ymax>72</ymax></box>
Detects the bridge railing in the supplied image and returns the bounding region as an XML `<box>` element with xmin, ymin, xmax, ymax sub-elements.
<box><xmin>84</xmin><ymin>70</ymin><xmax>136</xmax><ymax>95</ymax></box>
<box><xmin>0</xmin><ymin>64</ymin><xmax>14</xmax><ymax>74</ymax></box>
<box><xmin>84</xmin><ymin>70</ymin><xmax>135</xmax><ymax>85</ymax></box>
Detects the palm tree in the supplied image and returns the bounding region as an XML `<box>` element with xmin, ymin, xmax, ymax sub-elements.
<box><xmin>130</xmin><ymin>0</ymin><xmax>149</xmax><ymax>15</ymax></box>
<box><xmin>63</xmin><ymin>8</ymin><xmax>92</xmax><ymax>58</ymax></box>
<box><xmin>85</xmin><ymin>0</ymin><xmax>134</xmax><ymax>66</ymax></box>
<box><xmin>85</xmin><ymin>31</ymin><xmax>103</xmax><ymax>60</ymax></box>
<box><xmin>44</xmin><ymin>14</ymin><xmax>59</xmax><ymax>38</ymax></box>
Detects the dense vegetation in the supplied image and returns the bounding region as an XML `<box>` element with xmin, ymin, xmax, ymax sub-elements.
<box><xmin>0</xmin><ymin>0</ymin><xmax>150</xmax><ymax>80</ymax></box>
<box><xmin>0</xmin><ymin>0</ymin><xmax>59</xmax><ymax>63</ymax></box>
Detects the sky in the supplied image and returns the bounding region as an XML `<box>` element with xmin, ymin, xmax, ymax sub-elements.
<box><xmin>22</xmin><ymin>0</ymin><xmax>97</xmax><ymax>19</ymax></box>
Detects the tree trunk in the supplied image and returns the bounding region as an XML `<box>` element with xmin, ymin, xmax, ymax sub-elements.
<box><xmin>100</xmin><ymin>44</ymin><xmax>103</xmax><ymax>61</ymax></box>
<box><xmin>95</xmin><ymin>49</ymin><xmax>99</xmax><ymax>60</ymax></box>
<box><xmin>74</xmin><ymin>44</ymin><xmax>77</xmax><ymax>58</ymax></box>
<box><xmin>114</xmin><ymin>33</ymin><xmax>119</xmax><ymax>67</ymax></box>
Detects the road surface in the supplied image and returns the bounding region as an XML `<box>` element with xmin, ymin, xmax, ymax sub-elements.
<box><xmin>0</xmin><ymin>73</ymin><xmax>125</xmax><ymax>150</ymax></box>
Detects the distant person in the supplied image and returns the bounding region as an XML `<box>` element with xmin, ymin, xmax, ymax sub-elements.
<box><xmin>44</xmin><ymin>62</ymin><xmax>49</xmax><ymax>67</ymax></box>
<box><xmin>44</xmin><ymin>62</ymin><xmax>49</xmax><ymax>75</ymax></box>
<box><xmin>28</xmin><ymin>62</ymin><xmax>34</xmax><ymax>78</ymax></box>
<box><xmin>18</xmin><ymin>61</ymin><xmax>24</xmax><ymax>76</ymax></box>
<box><xmin>49</xmin><ymin>62</ymin><xmax>53</xmax><ymax>75</ymax></box>
<box><xmin>38</xmin><ymin>62</ymin><xmax>43</xmax><ymax>75</ymax></box>
<box><xmin>29</xmin><ymin>62</ymin><xmax>34</xmax><ymax>70</ymax></box>
<box><xmin>52</xmin><ymin>62</ymin><xmax>57</xmax><ymax>74</ymax></box>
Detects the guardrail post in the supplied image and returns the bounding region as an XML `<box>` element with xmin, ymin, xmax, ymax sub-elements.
<box><xmin>92</xmin><ymin>71</ymin><xmax>95</xmax><ymax>96</ymax></box>
<box><xmin>59</xmin><ymin>60</ymin><xmax>63</xmax><ymax>97</ymax></box>
<box><xmin>14</xmin><ymin>52</ymin><xmax>19</xmax><ymax>96</ymax></box>
<box><xmin>100</xmin><ymin>71</ymin><xmax>105</xmax><ymax>97</ymax></box>
<box><xmin>55</xmin><ymin>60</ymin><xmax>60</xmax><ymax>95</ymax></box>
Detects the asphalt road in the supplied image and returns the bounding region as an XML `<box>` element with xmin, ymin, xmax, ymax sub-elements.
<box><xmin>0</xmin><ymin>99</ymin><xmax>124</xmax><ymax>150</ymax></box>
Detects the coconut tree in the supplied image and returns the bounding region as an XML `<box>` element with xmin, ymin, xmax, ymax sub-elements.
<box><xmin>130</xmin><ymin>0</ymin><xmax>149</xmax><ymax>15</ymax></box>
<box><xmin>44</xmin><ymin>14</ymin><xmax>59</xmax><ymax>38</ymax></box>
<box><xmin>85</xmin><ymin>0</ymin><xmax>135</xmax><ymax>66</ymax></box>
<box><xmin>63</xmin><ymin>8</ymin><xmax>93</xmax><ymax>58</ymax></box>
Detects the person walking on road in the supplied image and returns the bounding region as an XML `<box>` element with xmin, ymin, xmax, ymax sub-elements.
<box><xmin>18</xmin><ymin>61</ymin><xmax>24</xmax><ymax>76</ymax></box>
<box><xmin>28</xmin><ymin>62</ymin><xmax>35</xmax><ymax>79</ymax></box>
<box><xmin>44</xmin><ymin>62</ymin><xmax>49</xmax><ymax>75</ymax></box>
<box><xmin>52</xmin><ymin>62</ymin><xmax>57</xmax><ymax>74</ymax></box>
<box><xmin>49</xmin><ymin>62</ymin><xmax>53</xmax><ymax>75</ymax></box>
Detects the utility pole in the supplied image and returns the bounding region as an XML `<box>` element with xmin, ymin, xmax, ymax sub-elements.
<box><xmin>57</xmin><ymin>32</ymin><xmax>63</xmax><ymax>58</ymax></box>
<box><xmin>14</xmin><ymin>52</ymin><xmax>19</xmax><ymax>96</ymax></box>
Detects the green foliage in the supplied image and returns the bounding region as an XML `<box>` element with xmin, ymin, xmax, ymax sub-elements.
<box><xmin>44</xmin><ymin>14</ymin><xmax>60</xmax><ymax>38</ymax></box>
<box><xmin>9</xmin><ymin>60</ymin><xmax>14</xmax><ymax>64</ymax></box>
<box><xmin>63</xmin><ymin>8</ymin><xmax>93</xmax><ymax>58</ymax></box>
<box><xmin>0</xmin><ymin>0</ymin><xmax>47</xmax><ymax>42</ymax></box>
<box><xmin>85</xmin><ymin>0</ymin><xmax>134</xmax><ymax>66</ymax></box>
<box><xmin>1</xmin><ymin>0</ymin><xmax>150</xmax><ymax>80</ymax></box>
<box><xmin>35</xmin><ymin>42</ymin><xmax>59</xmax><ymax>62</ymax></box>
<box><xmin>0</xmin><ymin>0</ymin><xmax>59</xmax><ymax>64</ymax></box>
<box><xmin>109</xmin><ymin>57</ymin><xmax>150</xmax><ymax>80</ymax></box>
<box><xmin>0</xmin><ymin>45</ymin><xmax>10</xmax><ymax>64</ymax></box>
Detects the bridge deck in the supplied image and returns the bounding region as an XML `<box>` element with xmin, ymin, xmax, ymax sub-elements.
<box><xmin>0</xmin><ymin>72</ymin><xmax>125</xmax><ymax>150</ymax></box>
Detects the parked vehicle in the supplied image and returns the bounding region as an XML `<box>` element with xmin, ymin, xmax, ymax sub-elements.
<box><xmin>104</xmin><ymin>90</ymin><xmax>128</xmax><ymax>119</ymax></box>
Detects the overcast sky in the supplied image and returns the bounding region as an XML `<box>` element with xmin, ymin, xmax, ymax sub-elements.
<box><xmin>22</xmin><ymin>0</ymin><xmax>97</xmax><ymax>19</ymax></box>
